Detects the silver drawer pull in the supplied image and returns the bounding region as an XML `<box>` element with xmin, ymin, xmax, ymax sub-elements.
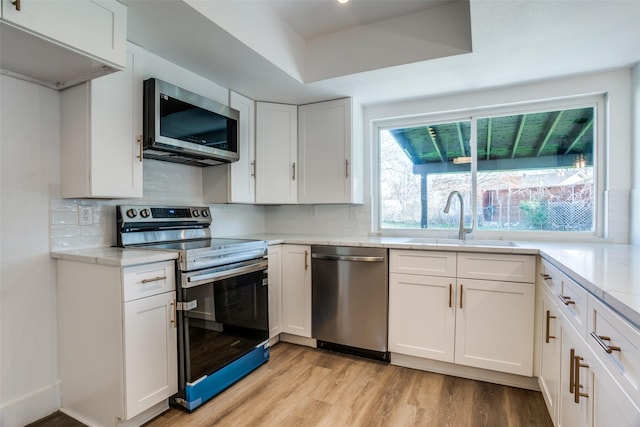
<box><xmin>540</xmin><ymin>273</ymin><xmax>551</xmax><ymax>280</ymax></box>
<box><xmin>141</xmin><ymin>275</ymin><xmax>167</xmax><ymax>284</ymax></box>
<box><xmin>590</xmin><ymin>331</ymin><xmax>621</xmax><ymax>354</ymax></box>
<box><xmin>559</xmin><ymin>294</ymin><xmax>576</xmax><ymax>306</ymax></box>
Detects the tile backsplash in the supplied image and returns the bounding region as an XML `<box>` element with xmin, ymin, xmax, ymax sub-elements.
<box><xmin>49</xmin><ymin>160</ymin><xmax>266</xmax><ymax>251</ymax></box>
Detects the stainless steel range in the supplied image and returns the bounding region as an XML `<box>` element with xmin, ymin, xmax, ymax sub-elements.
<box><xmin>117</xmin><ymin>205</ymin><xmax>269</xmax><ymax>412</ymax></box>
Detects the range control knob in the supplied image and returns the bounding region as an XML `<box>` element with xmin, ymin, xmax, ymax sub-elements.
<box><xmin>192</xmin><ymin>210</ymin><xmax>200</xmax><ymax>217</ymax></box>
<box><xmin>201</xmin><ymin>209</ymin><xmax>209</xmax><ymax>217</ymax></box>
<box><xmin>140</xmin><ymin>209</ymin><xmax>150</xmax><ymax>218</ymax></box>
<box><xmin>126</xmin><ymin>209</ymin><xmax>137</xmax><ymax>218</ymax></box>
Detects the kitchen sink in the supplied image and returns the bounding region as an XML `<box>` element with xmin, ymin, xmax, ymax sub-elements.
<box><xmin>406</xmin><ymin>238</ymin><xmax>516</xmax><ymax>247</ymax></box>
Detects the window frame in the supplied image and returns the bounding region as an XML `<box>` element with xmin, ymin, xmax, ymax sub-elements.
<box><xmin>373</xmin><ymin>94</ymin><xmax>605</xmax><ymax>240</ymax></box>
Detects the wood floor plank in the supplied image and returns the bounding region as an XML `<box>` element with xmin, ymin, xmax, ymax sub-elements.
<box><xmin>138</xmin><ymin>342</ymin><xmax>553</xmax><ymax>427</ymax></box>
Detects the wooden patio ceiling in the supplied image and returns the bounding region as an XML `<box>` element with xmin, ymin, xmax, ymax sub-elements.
<box><xmin>390</xmin><ymin>107</ymin><xmax>594</xmax><ymax>172</ymax></box>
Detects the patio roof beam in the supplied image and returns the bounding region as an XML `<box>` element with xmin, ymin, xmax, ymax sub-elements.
<box><xmin>536</xmin><ymin>111</ymin><xmax>564</xmax><ymax>157</ymax></box>
<box><xmin>427</xmin><ymin>126</ymin><xmax>445</xmax><ymax>162</ymax></box>
<box><xmin>456</xmin><ymin>123</ymin><xmax>466</xmax><ymax>157</ymax></box>
<box><xmin>510</xmin><ymin>115</ymin><xmax>527</xmax><ymax>159</ymax></box>
<box><xmin>563</xmin><ymin>118</ymin><xmax>594</xmax><ymax>155</ymax></box>
<box><xmin>486</xmin><ymin>118</ymin><xmax>492</xmax><ymax>160</ymax></box>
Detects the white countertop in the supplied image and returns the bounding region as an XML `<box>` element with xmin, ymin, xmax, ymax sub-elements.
<box><xmin>50</xmin><ymin>247</ymin><xmax>178</xmax><ymax>267</ymax></box>
<box><xmin>50</xmin><ymin>235</ymin><xmax>640</xmax><ymax>328</ymax></box>
<box><xmin>234</xmin><ymin>234</ymin><xmax>640</xmax><ymax>328</ymax></box>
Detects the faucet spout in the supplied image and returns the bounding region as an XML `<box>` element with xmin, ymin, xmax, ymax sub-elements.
<box><xmin>443</xmin><ymin>191</ymin><xmax>473</xmax><ymax>240</ymax></box>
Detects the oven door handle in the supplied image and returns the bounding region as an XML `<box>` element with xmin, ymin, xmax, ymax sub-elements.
<box><xmin>184</xmin><ymin>259</ymin><xmax>268</xmax><ymax>288</ymax></box>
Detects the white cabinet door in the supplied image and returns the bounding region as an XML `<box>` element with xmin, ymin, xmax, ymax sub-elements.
<box><xmin>267</xmin><ymin>245</ymin><xmax>282</xmax><ymax>339</ymax></box>
<box><xmin>280</xmin><ymin>244</ymin><xmax>311</xmax><ymax>337</ymax></box>
<box><xmin>1</xmin><ymin>0</ymin><xmax>126</xmax><ymax>68</ymax></box>
<box><xmin>60</xmin><ymin>49</ymin><xmax>143</xmax><ymax>198</ymax></box>
<box><xmin>298</xmin><ymin>98</ymin><xmax>363</xmax><ymax>204</ymax></box>
<box><xmin>454</xmin><ymin>278</ymin><xmax>535</xmax><ymax>376</ymax></box>
<box><xmin>538</xmin><ymin>288</ymin><xmax>562</xmax><ymax>425</ymax></box>
<box><xmin>389</xmin><ymin>272</ymin><xmax>455</xmax><ymax>362</ymax></box>
<box><xmin>203</xmin><ymin>91</ymin><xmax>256</xmax><ymax>204</ymax></box>
<box><xmin>255</xmin><ymin>102</ymin><xmax>298</xmax><ymax>204</ymax></box>
<box><xmin>592</xmin><ymin>364</ymin><xmax>640</xmax><ymax>427</ymax></box>
<box><xmin>229</xmin><ymin>91</ymin><xmax>256</xmax><ymax>203</ymax></box>
<box><xmin>558</xmin><ymin>322</ymin><xmax>592</xmax><ymax>427</ymax></box>
<box><xmin>123</xmin><ymin>291</ymin><xmax>177</xmax><ymax>419</ymax></box>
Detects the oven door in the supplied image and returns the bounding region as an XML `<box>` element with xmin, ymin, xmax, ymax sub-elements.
<box><xmin>177</xmin><ymin>258</ymin><xmax>268</xmax><ymax>388</ymax></box>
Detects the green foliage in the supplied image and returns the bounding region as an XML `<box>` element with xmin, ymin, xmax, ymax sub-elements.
<box><xmin>519</xmin><ymin>200</ymin><xmax>549</xmax><ymax>229</ymax></box>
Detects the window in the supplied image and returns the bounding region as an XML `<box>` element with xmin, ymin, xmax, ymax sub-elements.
<box><xmin>378</xmin><ymin>102</ymin><xmax>597</xmax><ymax>236</ymax></box>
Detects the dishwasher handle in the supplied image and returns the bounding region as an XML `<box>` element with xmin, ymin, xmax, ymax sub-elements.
<box><xmin>311</xmin><ymin>253</ymin><xmax>385</xmax><ymax>262</ymax></box>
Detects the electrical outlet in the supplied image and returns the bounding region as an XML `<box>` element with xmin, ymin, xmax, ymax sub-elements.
<box><xmin>78</xmin><ymin>206</ymin><xmax>93</xmax><ymax>225</ymax></box>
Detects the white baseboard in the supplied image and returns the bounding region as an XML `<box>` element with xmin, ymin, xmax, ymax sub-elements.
<box><xmin>279</xmin><ymin>333</ymin><xmax>317</xmax><ymax>348</ymax></box>
<box><xmin>391</xmin><ymin>353</ymin><xmax>540</xmax><ymax>391</ymax></box>
<box><xmin>0</xmin><ymin>381</ymin><xmax>61</xmax><ymax>427</ymax></box>
<box><xmin>61</xmin><ymin>400</ymin><xmax>169</xmax><ymax>427</ymax></box>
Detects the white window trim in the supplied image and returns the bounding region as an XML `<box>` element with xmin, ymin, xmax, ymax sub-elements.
<box><xmin>373</xmin><ymin>94</ymin><xmax>606</xmax><ymax>241</ymax></box>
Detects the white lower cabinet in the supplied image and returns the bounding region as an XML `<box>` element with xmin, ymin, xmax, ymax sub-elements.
<box><xmin>280</xmin><ymin>244</ymin><xmax>311</xmax><ymax>337</ymax></box>
<box><xmin>123</xmin><ymin>291</ymin><xmax>177</xmax><ymax>419</ymax></box>
<box><xmin>538</xmin><ymin>258</ymin><xmax>640</xmax><ymax>427</ymax></box>
<box><xmin>389</xmin><ymin>272</ymin><xmax>455</xmax><ymax>361</ymax></box>
<box><xmin>56</xmin><ymin>258</ymin><xmax>177</xmax><ymax>426</ymax></box>
<box><xmin>267</xmin><ymin>244</ymin><xmax>282</xmax><ymax>339</ymax></box>
<box><xmin>559</xmin><ymin>321</ymin><xmax>592</xmax><ymax>427</ymax></box>
<box><xmin>539</xmin><ymin>287</ymin><xmax>562</xmax><ymax>425</ymax></box>
<box><xmin>454</xmin><ymin>278</ymin><xmax>534</xmax><ymax>375</ymax></box>
<box><xmin>389</xmin><ymin>250</ymin><xmax>535</xmax><ymax>377</ymax></box>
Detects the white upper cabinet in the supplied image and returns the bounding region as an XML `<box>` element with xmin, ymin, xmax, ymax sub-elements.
<box><xmin>203</xmin><ymin>91</ymin><xmax>256</xmax><ymax>204</ymax></box>
<box><xmin>60</xmin><ymin>49</ymin><xmax>143</xmax><ymax>198</ymax></box>
<box><xmin>255</xmin><ymin>102</ymin><xmax>298</xmax><ymax>204</ymax></box>
<box><xmin>298</xmin><ymin>98</ymin><xmax>363</xmax><ymax>204</ymax></box>
<box><xmin>0</xmin><ymin>0</ymin><xmax>126</xmax><ymax>89</ymax></box>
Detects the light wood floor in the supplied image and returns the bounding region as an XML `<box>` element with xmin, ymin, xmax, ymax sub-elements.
<box><xmin>144</xmin><ymin>342</ymin><xmax>553</xmax><ymax>427</ymax></box>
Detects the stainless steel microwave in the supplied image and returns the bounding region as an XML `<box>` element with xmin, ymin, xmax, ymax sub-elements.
<box><xmin>143</xmin><ymin>78</ymin><xmax>239</xmax><ymax>167</ymax></box>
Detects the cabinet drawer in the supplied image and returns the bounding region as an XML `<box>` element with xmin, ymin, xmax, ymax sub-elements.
<box><xmin>588</xmin><ymin>295</ymin><xmax>640</xmax><ymax>404</ymax></box>
<box><xmin>123</xmin><ymin>261</ymin><xmax>175</xmax><ymax>302</ymax></box>
<box><xmin>457</xmin><ymin>253</ymin><xmax>535</xmax><ymax>283</ymax></box>
<box><xmin>389</xmin><ymin>250</ymin><xmax>456</xmax><ymax>277</ymax></box>
<box><xmin>557</xmin><ymin>272</ymin><xmax>588</xmax><ymax>336</ymax></box>
<box><xmin>539</xmin><ymin>258</ymin><xmax>561</xmax><ymax>295</ymax></box>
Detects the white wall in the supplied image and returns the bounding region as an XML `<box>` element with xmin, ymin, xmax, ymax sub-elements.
<box><xmin>1</xmin><ymin>76</ymin><xmax>62</xmax><ymax>426</ymax></box>
<box><xmin>630</xmin><ymin>63</ymin><xmax>640</xmax><ymax>245</ymax></box>
<box><xmin>364</xmin><ymin>69</ymin><xmax>633</xmax><ymax>243</ymax></box>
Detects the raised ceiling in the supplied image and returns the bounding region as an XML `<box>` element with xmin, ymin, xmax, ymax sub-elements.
<box><xmin>121</xmin><ymin>0</ymin><xmax>640</xmax><ymax>106</ymax></box>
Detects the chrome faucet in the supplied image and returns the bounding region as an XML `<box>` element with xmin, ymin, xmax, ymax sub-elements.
<box><xmin>443</xmin><ymin>191</ymin><xmax>474</xmax><ymax>240</ymax></box>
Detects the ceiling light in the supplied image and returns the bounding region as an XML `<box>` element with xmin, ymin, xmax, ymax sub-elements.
<box><xmin>453</xmin><ymin>157</ymin><xmax>472</xmax><ymax>164</ymax></box>
<box><xmin>337</xmin><ymin>0</ymin><xmax>349</xmax><ymax>3</ymax></box>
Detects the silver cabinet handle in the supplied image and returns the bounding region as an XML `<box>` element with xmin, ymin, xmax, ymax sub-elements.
<box><xmin>545</xmin><ymin>310</ymin><xmax>556</xmax><ymax>343</ymax></box>
<box><xmin>137</xmin><ymin>135</ymin><xmax>143</xmax><ymax>162</ymax></box>
<box><xmin>251</xmin><ymin>160</ymin><xmax>256</xmax><ymax>178</ymax></box>
<box><xmin>590</xmin><ymin>331</ymin><xmax>621</xmax><ymax>354</ymax></box>
<box><xmin>345</xmin><ymin>159</ymin><xmax>350</xmax><ymax>178</ymax></box>
<box><xmin>574</xmin><ymin>354</ymin><xmax>589</xmax><ymax>403</ymax></box>
<box><xmin>559</xmin><ymin>294</ymin><xmax>576</xmax><ymax>306</ymax></box>
<box><xmin>141</xmin><ymin>276</ymin><xmax>166</xmax><ymax>284</ymax></box>
<box><xmin>304</xmin><ymin>250</ymin><xmax>309</xmax><ymax>270</ymax></box>
<box><xmin>292</xmin><ymin>162</ymin><xmax>296</xmax><ymax>180</ymax></box>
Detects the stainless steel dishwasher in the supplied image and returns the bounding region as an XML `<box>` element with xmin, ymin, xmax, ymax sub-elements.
<box><xmin>311</xmin><ymin>245</ymin><xmax>389</xmax><ymax>361</ymax></box>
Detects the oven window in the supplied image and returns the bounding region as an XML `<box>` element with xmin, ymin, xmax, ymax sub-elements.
<box><xmin>183</xmin><ymin>269</ymin><xmax>268</xmax><ymax>383</ymax></box>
